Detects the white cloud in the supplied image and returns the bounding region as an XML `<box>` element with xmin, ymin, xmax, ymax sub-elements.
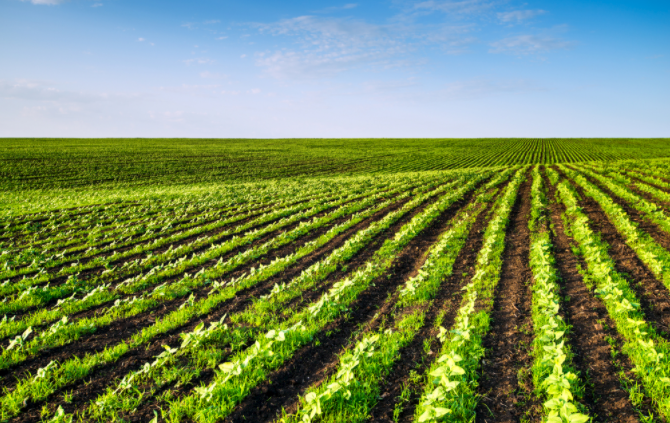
<box><xmin>91</xmin><ymin>2</ymin><xmax>103</xmax><ymax>7</ymax></box>
<box><xmin>216</xmin><ymin>36</ymin><xmax>228</xmax><ymax>40</ymax></box>
<box><xmin>248</xmin><ymin>88</ymin><xmax>261</xmax><ymax>94</ymax></box>
<box><xmin>497</xmin><ymin>10</ymin><xmax>546</xmax><ymax>23</ymax></box>
<box><xmin>490</xmin><ymin>35</ymin><xmax>574</xmax><ymax>54</ymax></box>
<box><xmin>138</xmin><ymin>37</ymin><xmax>145</xmax><ymax>42</ymax></box>
<box><xmin>21</xmin><ymin>0</ymin><xmax>65</xmax><ymax>4</ymax></box>
<box><xmin>204</xmin><ymin>20</ymin><xmax>220</xmax><ymax>25</ymax></box>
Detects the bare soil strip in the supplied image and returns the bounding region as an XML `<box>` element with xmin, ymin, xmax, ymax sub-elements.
<box><xmin>544</xmin><ymin>172</ymin><xmax>644</xmax><ymax>422</ymax></box>
<box><xmin>473</xmin><ymin>172</ymin><xmax>541</xmax><ymax>423</ymax></box>
<box><xmin>7</xmin><ymin>192</ymin><xmax>431</xmax><ymax>423</ymax></box>
<box><xmin>218</xmin><ymin>185</ymin><xmax>483</xmax><ymax>423</ymax></box>
<box><xmin>367</xmin><ymin>187</ymin><xmax>505</xmax><ymax>423</ymax></box>
<box><xmin>559</xmin><ymin>169</ymin><xmax>670</xmax><ymax>340</ymax></box>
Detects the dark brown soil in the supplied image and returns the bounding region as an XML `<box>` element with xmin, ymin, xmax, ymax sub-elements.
<box><xmin>219</xmin><ymin>181</ymin><xmax>484</xmax><ymax>423</ymax></box>
<box><xmin>559</xmin><ymin>168</ymin><xmax>670</xmax><ymax>339</ymax></box>
<box><xmin>368</xmin><ymin>187</ymin><xmax>505</xmax><ymax>423</ymax></box>
<box><xmin>474</xmin><ymin>172</ymin><xmax>541</xmax><ymax>423</ymax></box>
<box><xmin>544</xmin><ymin>172</ymin><xmax>644</xmax><ymax>422</ymax></box>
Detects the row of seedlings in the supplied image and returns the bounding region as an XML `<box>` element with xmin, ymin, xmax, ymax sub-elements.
<box><xmin>526</xmin><ymin>167</ymin><xmax>589</xmax><ymax>422</ymax></box>
<box><xmin>279</xmin><ymin>170</ymin><xmax>515</xmax><ymax>422</ymax></box>
<box><xmin>162</xmin><ymin>170</ymin><xmax>491</xmax><ymax>422</ymax></box>
<box><xmin>0</xmin><ymin>180</ymin><xmax>430</xmax><ymax>374</ymax></box>
<box><xmin>3</xmin><ymin>173</ymin><xmax>476</xmax><ymax>421</ymax></box>
<box><xmin>1</xmin><ymin>174</ymin><xmax>404</xmax><ymax>277</ymax></box>
<box><xmin>555</xmin><ymin>178</ymin><xmax>670</xmax><ymax>419</ymax></box>
<box><xmin>411</xmin><ymin>168</ymin><xmax>526</xmax><ymax>422</ymax></box>
<box><xmin>559</xmin><ymin>166</ymin><xmax>670</xmax><ymax>295</ymax></box>
<box><xmin>0</xmin><ymin>178</ymin><xmax>384</xmax><ymax>295</ymax></box>
<box><xmin>68</xmin><ymin>171</ymin><xmax>495</xmax><ymax>422</ymax></box>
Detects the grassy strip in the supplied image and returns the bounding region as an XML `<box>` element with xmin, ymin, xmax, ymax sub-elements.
<box><xmin>528</xmin><ymin>167</ymin><xmax>588</xmax><ymax>423</ymax></box>
<box><xmin>556</xmin><ymin>179</ymin><xmax>670</xmax><ymax>419</ymax></box>
<box><xmin>163</xmin><ymin>171</ymin><xmax>488</xmax><ymax>423</ymax></box>
<box><xmin>278</xmin><ymin>171</ymin><xmax>513</xmax><ymax>423</ymax></box>
<box><xmin>412</xmin><ymin>168</ymin><xmax>526</xmax><ymax>422</ymax></box>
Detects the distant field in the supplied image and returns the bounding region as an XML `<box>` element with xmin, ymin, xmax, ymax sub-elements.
<box><xmin>3</xmin><ymin>140</ymin><xmax>670</xmax><ymax>422</ymax></box>
<box><xmin>2</xmin><ymin>138</ymin><xmax>670</xmax><ymax>190</ymax></box>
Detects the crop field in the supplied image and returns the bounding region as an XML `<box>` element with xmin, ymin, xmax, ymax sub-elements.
<box><xmin>5</xmin><ymin>138</ymin><xmax>670</xmax><ymax>423</ymax></box>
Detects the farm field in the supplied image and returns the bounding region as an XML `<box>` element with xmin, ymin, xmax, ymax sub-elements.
<box><xmin>4</xmin><ymin>139</ymin><xmax>670</xmax><ymax>422</ymax></box>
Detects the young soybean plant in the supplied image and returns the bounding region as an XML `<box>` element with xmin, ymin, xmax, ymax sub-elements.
<box><xmin>528</xmin><ymin>167</ymin><xmax>589</xmax><ymax>423</ymax></box>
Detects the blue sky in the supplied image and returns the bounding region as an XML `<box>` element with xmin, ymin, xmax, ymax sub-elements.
<box><xmin>1</xmin><ymin>0</ymin><xmax>668</xmax><ymax>137</ymax></box>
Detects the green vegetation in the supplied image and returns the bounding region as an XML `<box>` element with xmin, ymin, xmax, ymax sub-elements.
<box><xmin>2</xmin><ymin>139</ymin><xmax>670</xmax><ymax>422</ymax></box>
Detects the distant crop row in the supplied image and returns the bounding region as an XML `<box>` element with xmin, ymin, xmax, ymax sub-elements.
<box><xmin>3</xmin><ymin>138</ymin><xmax>670</xmax><ymax>192</ymax></box>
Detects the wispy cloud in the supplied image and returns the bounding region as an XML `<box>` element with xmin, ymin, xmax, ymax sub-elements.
<box><xmin>313</xmin><ymin>3</ymin><xmax>358</xmax><ymax>13</ymax></box>
<box><xmin>21</xmin><ymin>0</ymin><xmax>65</xmax><ymax>4</ymax></box>
<box><xmin>490</xmin><ymin>35</ymin><xmax>574</xmax><ymax>54</ymax></box>
<box><xmin>203</xmin><ymin>20</ymin><xmax>220</xmax><ymax>25</ymax></box>
<box><xmin>0</xmin><ymin>80</ymin><xmax>139</xmax><ymax>104</ymax></box>
<box><xmin>497</xmin><ymin>9</ymin><xmax>545</xmax><ymax>23</ymax></box>
<box><xmin>360</xmin><ymin>78</ymin><xmax>543</xmax><ymax>102</ymax></box>
<box><xmin>91</xmin><ymin>2</ymin><xmax>102</xmax><ymax>7</ymax></box>
<box><xmin>253</xmin><ymin>16</ymin><xmax>416</xmax><ymax>79</ymax></box>
<box><xmin>183</xmin><ymin>58</ymin><xmax>215</xmax><ymax>65</ymax></box>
